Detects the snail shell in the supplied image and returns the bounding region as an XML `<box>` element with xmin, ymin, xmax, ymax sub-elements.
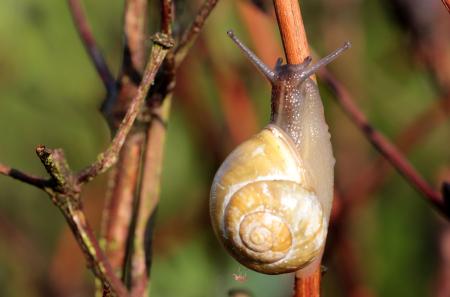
<box><xmin>210</xmin><ymin>31</ymin><xmax>349</xmax><ymax>275</ymax></box>
<box><xmin>210</xmin><ymin>125</ymin><xmax>327</xmax><ymax>274</ymax></box>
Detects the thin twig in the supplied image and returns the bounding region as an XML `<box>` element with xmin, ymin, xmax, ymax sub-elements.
<box><xmin>67</xmin><ymin>0</ymin><xmax>116</xmax><ymax>93</ymax></box>
<box><xmin>319</xmin><ymin>69</ymin><xmax>450</xmax><ymax>219</ymax></box>
<box><xmin>65</xmin><ymin>206</ymin><xmax>129</xmax><ymax>297</ymax></box>
<box><xmin>175</xmin><ymin>0</ymin><xmax>220</xmax><ymax>65</ymax></box>
<box><xmin>35</xmin><ymin>145</ymin><xmax>130</xmax><ymax>297</ymax></box>
<box><xmin>0</xmin><ymin>163</ymin><xmax>52</xmax><ymax>191</ymax></box>
<box><xmin>161</xmin><ymin>0</ymin><xmax>174</xmax><ymax>35</ymax></box>
<box><xmin>77</xmin><ymin>34</ymin><xmax>174</xmax><ymax>184</ymax></box>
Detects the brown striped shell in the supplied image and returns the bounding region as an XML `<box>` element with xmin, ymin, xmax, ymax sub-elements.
<box><xmin>210</xmin><ymin>125</ymin><xmax>327</xmax><ymax>274</ymax></box>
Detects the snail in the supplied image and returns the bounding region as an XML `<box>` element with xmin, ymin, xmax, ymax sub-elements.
<box><xmin>210</xmin><ymin>30</ymin><xmax>350</xmax><ymax>275</ymax></box>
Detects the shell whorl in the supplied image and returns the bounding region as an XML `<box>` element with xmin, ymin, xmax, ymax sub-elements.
<box><xmin>225</xmin><ymin>181</ymin><xmax>326</xmax><ymax>273</ymax></box>
<box><xmin>210</xmin><ymin>126</ymin><xmax>328</xmax><ymax>274</ymax></box>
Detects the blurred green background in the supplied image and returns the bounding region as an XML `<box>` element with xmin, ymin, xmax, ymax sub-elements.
<box><xmin>0</xmin><ymin>0</ymin><xmax>449</xmax><ymax>297</ymax></box>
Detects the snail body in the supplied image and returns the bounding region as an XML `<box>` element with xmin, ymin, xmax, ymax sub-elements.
<box><xmin>210</xmin><ymin>31</ymin><xmax>350</xmax><ymax>274</ymax></box>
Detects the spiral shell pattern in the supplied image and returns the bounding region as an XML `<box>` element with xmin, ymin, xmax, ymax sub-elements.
<box><xmin>225</xmin><ymin>180</ymin><xmax>326</xmax><ymax>273</ymax></box>
<box><xmin>210</xmin><ymin>126</ymin><xmax>328</xmax><ymax>274</ymax></box>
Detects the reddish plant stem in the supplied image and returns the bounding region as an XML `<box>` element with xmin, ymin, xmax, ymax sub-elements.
<box><xmin>293</xmin><ymin>269</ymin><xmax>321</xmax><ymax>297</ymax></box>
<box><xmin>161</xmin><ymin>0</ymin><xmax>174</xmax><ymax>35</ymax></box>
<box><xmin>130</xmin><ymin>100</ymin><xmax>170</xmax><ymax>297</ymax></box>
<box><xmin>124</xmin><ymin>0</ymin><xmax>148</xmax><ymax>72</ymax></box>
<box><xmin>272</xmin><ymin>0</ymin><xmax>321</xmax><ymax>296</ymax></box>
<box><xmin>273</xmin><ymin>0</ymin><xmax>309</xmax><ymax>64</ymax></box>
<box><xmin>101</xmin><ymin>132</ymin><xmax>145</xmax><ymax>276</ymax></box>
<box><xmin>67</xmin><ymin>0</ymin><xmax>116</xmax><ymax>93</ymax></box>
